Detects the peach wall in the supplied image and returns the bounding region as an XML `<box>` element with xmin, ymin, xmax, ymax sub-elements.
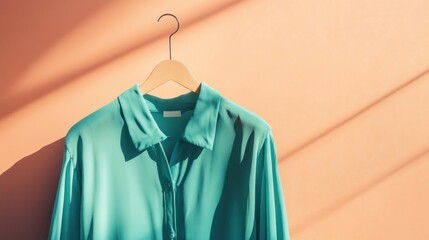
<box><xmin>1</xmin><ymin>1</ymin><xmax>429</xmax><ymax>239</ymax></box>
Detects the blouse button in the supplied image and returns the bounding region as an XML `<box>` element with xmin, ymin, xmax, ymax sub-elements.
<box><xmin>169</xmin><ymin>232</ymin><xmax>175</xmax><ymax>238</ymax></box>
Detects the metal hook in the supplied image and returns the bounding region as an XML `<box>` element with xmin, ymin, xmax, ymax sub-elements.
<box><xmin>157</xmin><ymin>13</ymin><xmax>180</xmax><ymax>60</ymax></box>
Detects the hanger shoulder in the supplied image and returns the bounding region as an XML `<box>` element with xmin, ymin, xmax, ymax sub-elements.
<box><xmin>140</xmin><ymin>59</ymin><xmax>201</xmax><ymax>94</ymax></box>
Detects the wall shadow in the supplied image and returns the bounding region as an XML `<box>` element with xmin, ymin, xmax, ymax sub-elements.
<box><xmin>0</xmin><ymin>0</ymin><xmax>106</xmax><ymax>97</ymax></box>
<box><xmin>0</xmin><ymin>138</ymin><xmax>65</xmax><ymax>239</ymax></box>
<box><xmin>291</xmin><ymin>146</ymin><xmax>429</xmax><ymax>235</ymax></box>
<box><xmin>0</xmin><ymin>0</ymin><xmax>245</xmax><ymax>120</ymax></box>
<box><xmin>279</xmin><ymin>67</ymin><xmax>429</xmax><ymax>162</ymax></box>
<box><xmin>274</xmin><ymin>68</ymin><xmax>429</xmax><ymax>235</ymax></box>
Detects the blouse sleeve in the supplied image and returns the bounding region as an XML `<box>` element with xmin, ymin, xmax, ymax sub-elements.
<box><xmin>48</xmin><ymin>143</ymin><xmax>82</xmax><ymax>240</ymax></box>
<box><xmin>256</xmin><ymin>129</ymin><xmax>291</xmax><ymax>240</ymax></box>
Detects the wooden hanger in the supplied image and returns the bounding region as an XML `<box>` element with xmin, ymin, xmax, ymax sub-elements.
<box><xmin>139</xmin><ymin>13</ymin><xmax>201</xmax><ymax>95</ymax></box>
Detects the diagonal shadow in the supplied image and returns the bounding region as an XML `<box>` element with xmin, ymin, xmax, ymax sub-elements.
<box><xmin>291</xmin><ymin>146</ymin><xmax>429</xmax><ymax>235</ymax></box>
<box><xmin>278</xmin><ymin>67</ymin><xmax>429</xmax><ymax>162</ymax></box>
<box><xmin>0</xmin><ymin>0</ymin><xmax>245</xmax><ymax>120</ymax></box>
<box><xmin>0</xmin><ymin>138</ymin><xmax>65</xmax><ymax>240</ymax></box>
<box><xmin>0</xmin><ymin>0</ymin><xmax>107</xmax><ymax>96</ymax></box>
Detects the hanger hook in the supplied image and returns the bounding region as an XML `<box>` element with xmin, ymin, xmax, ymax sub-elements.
<box><xmin>157</xmin><ymin>13</ymin><xmax>180</xmax><ymax>60</ymax></box>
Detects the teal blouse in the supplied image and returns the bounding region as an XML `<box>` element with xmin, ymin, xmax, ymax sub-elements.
<box><xmin>48</xmin><ymin>82</ymin><xmax>290</xmax><ymax>240</ymax></box>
